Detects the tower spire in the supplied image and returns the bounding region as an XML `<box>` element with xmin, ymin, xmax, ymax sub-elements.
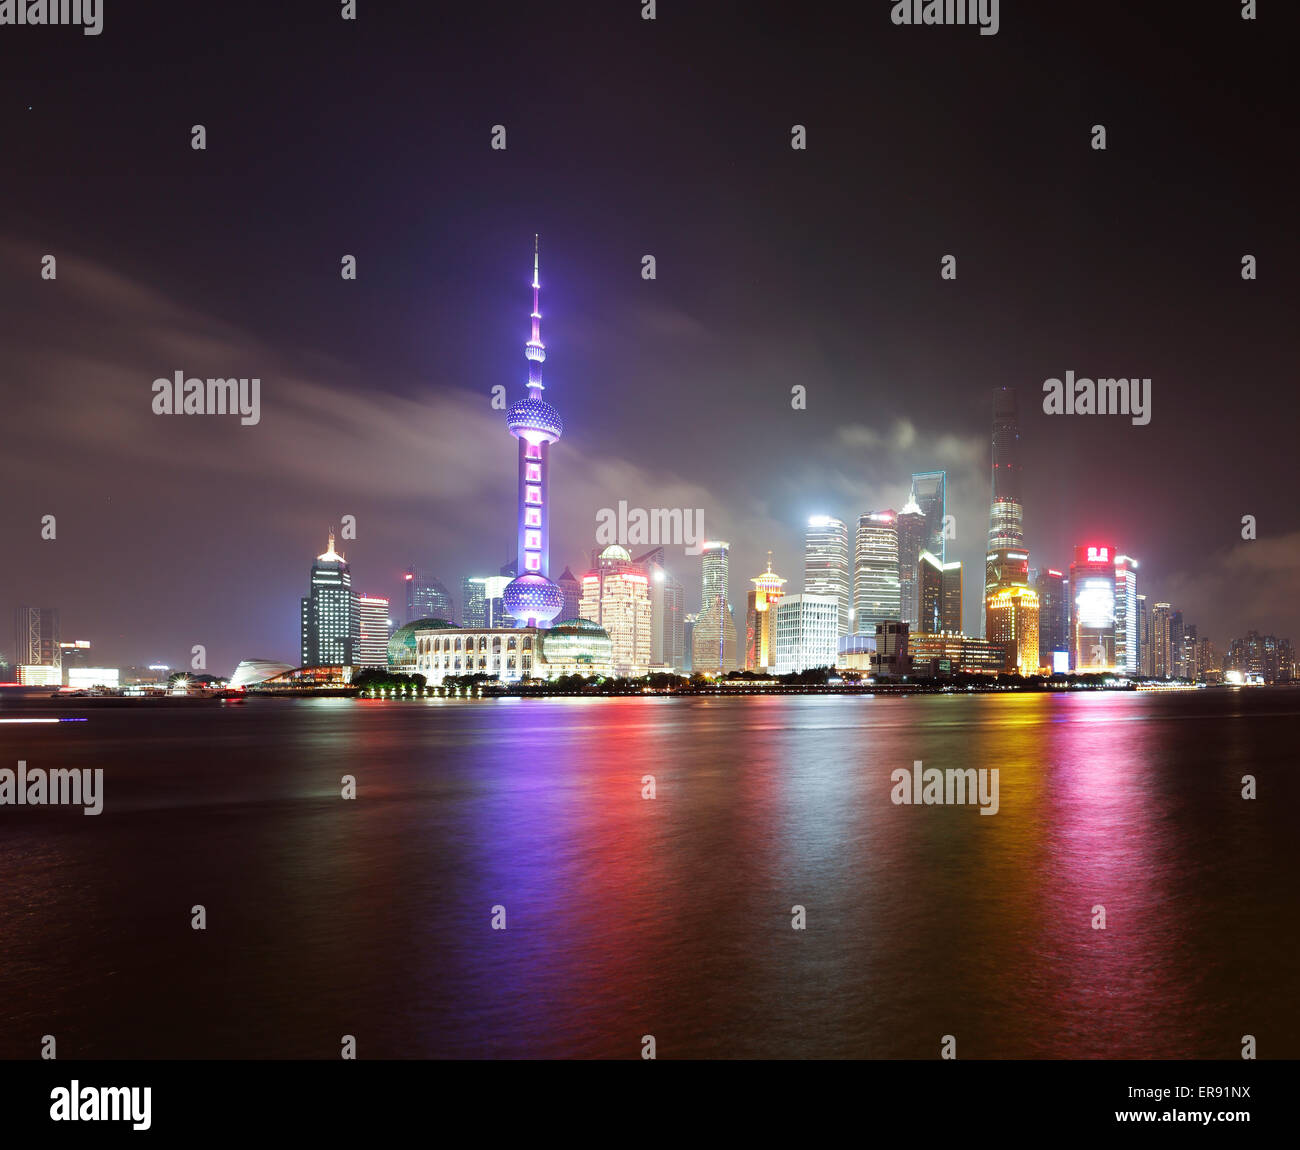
<box><xmin>526</xmin><ymin>232</ymin><xmax>545</xmax><ymax>392</ymax></box>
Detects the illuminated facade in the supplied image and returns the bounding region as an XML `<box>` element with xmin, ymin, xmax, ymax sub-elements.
<box><xmin>1113</xmin><ymin>554</ymin><xmax>1139</xmax><ymax>674</ymax></box>
<box><xmin>301</xmin><ymin>531</ymin><xmax>359</xmax><ymax>666</ymax></box>
<box><xmin>984</xmin><ymin>546</ymin><xmax>1029</xmax><ymax>640</ymax></box>
<box><xmin>693</xmin><ymin>541</ymin><xmax>738</xmax><ymax>674</ymax></box>
<box><xmin>896</xmin><ymin>497</ymin><xmax>928</xmax><ymax>627</ymax></box>
<box><xmin>633</xmin><ymin>547</ymin><xmax>667</xmax><ymax>666</ymax></box>
<box><xmin>918</xmin><ymin>551</ymin><xmax>963</xmax><ymax>634</ymax></box>
<box><xmin>854</xmin><ymin>510</ymin><xmax>900</xmax><ymax>634</ymax></box>
<box><xmin>662</xmin><ymin>571</ymin><xmax>686</xmax><ymax>670</ymax></box>
<box><xmin>1151</xmin><ymin>602</ymin><xmax>1172</xmax><ymax>678</ymax></box>
<box><xmin>911</xmin><ymin>471</ymin><xmax>948</xmax><ymax>562</ymax></box>
<box><xmin>986</xmin><ymin>586</ymin><xmax>1041</xmax><ymax>673</ymax></box>
<box><xmin>908</xmin><ymin>633</ymin><xmax>1008</xmax><ymax>675</ymax></box>
<box><xmin>773</xmin><ymin>594</ymin><xmax>839</xmax><ymax>675</ymax></box>
<box><xmin>404</xmin><ymin>568</ymin><xmax>453</xmax><ymax>624</ymax></box>
<box><xmin>1035</xmin><ymin>568</ymin><xmax>1068</xmax><ymax>664</ymax></box>
<box><xmin>1069</xmin><ymin>544</ymin><xmax>1117</xmax><ymax>672</ymax></box>
<box><xmin>580</xmin><ymin>545</ymin><xmax>653</xmax><ymax>676</ymax></box>
<box><xmin>985</xmin><ymin>388</ymin><xmax>1025</xmax><ymax>632</ymax></box>
<box><xmin>804</xmin><ymin>516</ymin><xmax>851</xmax><ymax>637</ymax></box>
<box><xmin>745</xmin><ymin>553</ymin><xmax>787</xmax><ymax>671</ymax></box>
<box><xmin>416</xmin><ymin>627</ymin><xmax>537</xmax><ymax>684</ymax></box>
<box><xmin>502</xmin><ymin>236</ymin><xmax>566</xmax><ymax>628</ymax></box>
<box><xmin>538</xmin><ymin>619</ymin><xmax>615</xmax><ymax>678</ymax></box>
<box><xmin>557</xmin><ymin>566</ymin><xmax>582</xmax><ymax>625</ymax></box>
<box><xmin>356</xmin><ymin>595</ymin><xmax>390</xmax><ymax>668</ymax></box>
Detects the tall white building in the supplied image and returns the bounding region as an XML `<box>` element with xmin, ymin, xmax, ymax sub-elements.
<box><xmin>804</xmin><ymin>516</ymin><xmax>851</xmax><ymax>637</ymax></box>
<box><xmin>693</xmin><ymin>540</ymin><xmax>738</xmax><ymax>674</ymax></box>
<box><xmin>1114</xmin><ymin>555</ymin><xmax>1139</xmax><ymax>675</ymax></box>
<box><xmin>854</xmin><ymin>510</ymin><xmax>900</xmax><ymax>635</ymax></box>
<box><xmin>357</xmin><ymin>595</ymin><xmax>391</xmax><ymax>668</ymax></box>
<box><xmin>774</xmin><ymin>594</ymin><xmax>840</xmax><ymax>675</ymax></box>
<box><xmin>580</xmin><ymin>545</ymin><xmax>653</xmax><ymax>676</ymax></box>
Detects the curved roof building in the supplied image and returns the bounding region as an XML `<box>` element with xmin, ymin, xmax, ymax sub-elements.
<box><xmin>388</xmin><ymin>617</ymin><xmax>455</xmax><ymax>669</ymax></box>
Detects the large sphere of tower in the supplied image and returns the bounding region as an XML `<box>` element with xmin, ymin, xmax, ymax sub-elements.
<box><xmin>502</xmin><ymin>573</ymin><xmax>565</xmax><ymax>627</ymax></box>
<box><xmin>506</xmin><ymin>396</ymin><xmax>563</xmax><ymax>445</ymax></box>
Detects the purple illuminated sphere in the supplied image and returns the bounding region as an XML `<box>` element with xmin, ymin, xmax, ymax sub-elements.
<box><xmin>503</xmin><ymin>574</ymin><xmax>564</xmax><ymax>626</ymax></box>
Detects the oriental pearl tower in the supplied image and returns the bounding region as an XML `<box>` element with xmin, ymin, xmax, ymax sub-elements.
<box><xmin>502</xmin><ymin>236</ymin><xmax>566</xmax><ymax>628</ymax></box>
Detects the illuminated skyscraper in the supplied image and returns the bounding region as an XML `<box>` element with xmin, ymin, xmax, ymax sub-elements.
<box><xmin>1169</xmin><ymin>609</ymin><xmax>1185</xmax><ymax>678</ymax></box>
<box><xmin>1151</xmin><ymin>602</ymin><xmax>1172</xmax><ymax>678</ymax></box>
<box><xmin>693</xmin><ymin>541</ymin><xmax>738</xmax><ymax>674</ymax></box>
<box><xmin>773</xmin><ymin>594</ymin><xmax>839</xmax><ymax>675</ymax></box>
<box><xmin>1113</xmin><ymin>555</ymin><xmax>1139</xmax><ymax>674</ymax></box>
<box><xmin>854</xmin><ymin>510</ymin><xmax>900</xmax><ymax>634</ymax></box>
<box><xmin>985</xmin><ymin>389</ymin><xmax>1024</xmax><ymax>632</ymax></box>
<box><xmin>896</xmin><ymin>497</ymin><xmax>928</xmax><ymax>627</ymax></box>
<box><xmin>580</xmin><ymin>545</ymin><xmax>653</xmax><ymax>675</ymax></box>
<box><xmin>404</xmin><ymin>567</ymin><xmax>453</xmax><ymax>623</ymax></box>
<box><xmin>357</xmin><ymin>595</ymin><xmax>390</xmax><ymax>668</ymax></box>
<box><xmin>918</xmin><ymin>551</ymin><xmax>963</xmax><ymax>634</ymax></box>
<box><xmin>986</xmin><ymin>586</ymin><xmax>1041</xmax><ymax>674</ymax></box>
<box><xmin>804</xmin><ymin>516</ymin><xmax>851</xmax><ymax>637</ymax></box>
<box><xmin>633</xmin><ymin>547</ymin><xmax>667</xmax><ymax>666</ymax></box>
<box><xmin>745</xmin><ymin>552</ymin><xmax>787</xmax><ymax>671</ymax></box>
<box><xmin>984</xmin><ymin>546</ymin><xmax>1030</xmax><ymax>639</ymax></box>
<box><xmin>502</xmin><ymin>236</ymin><xmax>565</xmax><ymax>628</ymax></box>
<box><xmin>301</xmin><ymin>531</ymin><xmax>359</xmax><ymax>666</ymax></box>
<box><xmin>1035</xmin><ymin>568</ymin><xmax>1069</xmax><ymax>664</ymax></box>
<box><xmin>662</xmin><ymin>571</ymin><xmax>686</xmax><ymax>670</ymax></box>
<box><xmin>911</xmin><ymin>471</ymin><xmax>948</xmax><ymax>562</ymax></box>
<box><xmin>1069</xmin><ymin>544</ymin><xmax>1117</xmax><ymax>672</ymax></box>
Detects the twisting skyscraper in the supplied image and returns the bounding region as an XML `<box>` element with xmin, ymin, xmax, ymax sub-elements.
<box><xmin>502</xmin><ymin>236</ymin><xmax>565</xmax><ymax>628</ymax></box>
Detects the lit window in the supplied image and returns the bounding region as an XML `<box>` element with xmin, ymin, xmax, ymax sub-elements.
<box><xmin>525</xmin><ymin>508</ymin><xmax>541</xmax><ymax>527</ymax></box>
<box><xmin>526</xmin><ymin>554</ymin><xmax>541</xmax><ymax>571</ymax></box>
<box><xmin>525</xmin><ymin>530</ymin><xmax>541</xmax><ymax>550</ymax></box>
<box><xmin>526</xmin><ymin>443</ymin><xmax>541</xmax><ymax>458</ymax></box>
<box><xmin>526</xmin><ymin>462</ymin><xmax>542</xmax><ymax>483</ymax></box>
<box><xmin>526</xmin><ymin>486</ymin><xmax>542</xmax><ymax>504</ymax></box>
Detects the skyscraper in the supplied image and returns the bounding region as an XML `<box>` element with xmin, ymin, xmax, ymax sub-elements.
<box><xmin>986</xmin><ymin>388</ymin><xmax>1025</xmax><ymax>633</ymax></box>
<box><xmin>557</xmin><ymin>566</ymin><xmax>582</xmax><ymax>623</ymax></box>
<box><xmin>773</xmin><ymin>594</ymin><xmax>840</xmax><ymax>675</ymax></box>
<box><xmin>301</xmin><ymin>531</ymin><xmax>359</xmax><ymax>666</ymax></box>
<box><xmin>1169</xmin><ymin>609</ymin><xmax>1185</xmax><ymax>679</ymax></box>
<box><xmin>357</xmin><ymin>595</ymin><xmax>390</xmax><ymax>668</ymax></box>
<box><xmin>911</xmin><ymin>471</ymin><xmax>948</xmax><ymax>562</ymax></box>
<box><xmin>461</xmin><ymin>576</ymin><xmax>488</xmax><ymax>629</ymax></box>
<box><xmin>633</xmin><ymin>546</ymin><xmax>667</xmax><ymax>666</ymax></box>
<box><xmin>14</xmin><ymin>607</ymin><xmax>60</xmax><ymax>669</ymax></box>
<box><xmin>918</xmin><ymin>551</ymin><xmax>963</xmax><ymax>634</ymax></box>
<box><xmin>502</xmin><ymin>236</ymin><xmax>565</xmax><ymax>629</ymax></box>
<box><xmin>693</xmin><ymin>540</ymin><xmax>738</xmax><ymax>674</ymax></box>
<box><xmin>1113</xmin><ymin>555</ymin><xmax>1139</xmax><ymax>674</ymax></box>
<box><xmin>580</xmin><ymin>545</ymin><xmax>653</xmax><ymax>676</ymax></box>
<box><xmin>854</xmin><ymin>510</ymin><xmax>900</xmax><ymax>635</ymax></box>
<box><xmin>804</xmin><ymin>516</ymin><xmax>851</xmax><ymax>638</ymax></box>
<box><xmin>662</xmin><ymin>571</ymin><xmax>686</xmax><ymax>671</ymax></box>
<box><xmin>745</xmin><ymin>553</ymin><xmax>787</xmax><ymax>671</ymax></box>
<box><xmin>1152</xmin><ymin>602</ymin><xmax>1172</xmax><ymax>678</ymax></box>
<box><xmin>896</xmin><ymin>497</ymin><xmax>928</xmax><ymax>627</ymax></box>
<box><xmin>1069</xmin><ymin>544</ymin><xmax>1116</xmax><ymax>672</ymax></box>
<box><xmin>404</xmin><ymin>568</ymin><xmax>453</xmax><ymax>624</ymax></box>
<box><xmin>1035</xmin><ymin>568</ymin><xmax>1069</xmax><ymax>665</ymax></box>
<box><xmin>1136</xmin><ymin>592</ymin><xmax>1151</xmax><ymax>676</ymax></box>
<box><xmin>986</xmin><ymin>586</ymin><xmax>1041</xmax><ymax>674</ymax></box>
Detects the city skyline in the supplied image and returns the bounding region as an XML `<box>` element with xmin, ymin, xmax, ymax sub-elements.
<box><xmin>1</xmin><ymin>6</ymin><xmax>1294</xmax><ymax>676</ymax></box>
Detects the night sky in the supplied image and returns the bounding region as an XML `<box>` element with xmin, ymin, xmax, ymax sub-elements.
<box><xmin>1</xmin><ymin>1</ymin><xmax>1294</xmax><ymax>675</ymax></box>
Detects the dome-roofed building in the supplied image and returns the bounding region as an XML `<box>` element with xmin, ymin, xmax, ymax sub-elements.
<box><xmin>538</xmin><ymin>619</ymin><xmax>615</xmax><ymax>678</ymax></box>
<box><xmin>388</xmin><ymin>617</ymin><xmax>455</xmax><ymax>672</ymax></box>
